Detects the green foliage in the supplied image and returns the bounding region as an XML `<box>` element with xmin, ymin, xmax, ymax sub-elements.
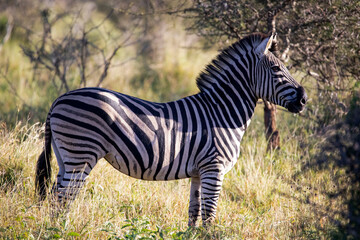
<box><xmin>303</xmin><ymin>90</ymin><xmax>360</xmax><ymax>238</ymax></box>
<box><xmin>100</xmin><ymin>218</ymin><xmax>230</xmax><ymax>240</ymax></box>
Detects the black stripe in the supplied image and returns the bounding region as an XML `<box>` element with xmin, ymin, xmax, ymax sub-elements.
<box><xmin>152</xmin><ymin>112</ymin><xmax>166</xmax><ymax>180</ymax></box>
<box><xmin>53</xmin><ymin>130</ymin><xmax>107</xmax><ymax>153</ymax></box>
<box><xmin>191</xmin><ymin>96</ymin><xmax>211</xmax><ymax>161</ymax></box>
<box><xmin>59</xmin><ymin>146</ymin><xmax>98</xmax><ymax>159</ymax></box>
<box><xmin>55</xmin><ymin>138</ymin><xmax>101</xmax><ymax>153</ymax></box>
<box><xmin>175</xmin><ymin>100</ymin><xmax>188</xmax><ymax>179</ymax></box>
<box><xmin>184</xmin><ymin>97</ymin><xmax>198</xmax><ymax>177</ymax></box>
<box><xmin>165</xmin><ymin>102</ymin><xmax>178</xmax><ymax>180</ymax></box>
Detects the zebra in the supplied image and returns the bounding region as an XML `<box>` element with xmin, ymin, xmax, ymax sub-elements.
<box><xmin>35</xmin><ymin>32</ymin><xmax>307</xmax><ymax>226</ymax></box>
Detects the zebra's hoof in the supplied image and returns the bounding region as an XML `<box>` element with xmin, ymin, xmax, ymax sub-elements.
<box><xmin>202</xmin><ymin>216</ymin><xmax>215</xmax><ymax>227</ymax></box>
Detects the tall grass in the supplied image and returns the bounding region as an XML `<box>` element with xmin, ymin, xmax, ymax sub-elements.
<box><xmin>0</xmin><ymin>109</ymin><xmax>341</xmax><ymax>239</ymax></box>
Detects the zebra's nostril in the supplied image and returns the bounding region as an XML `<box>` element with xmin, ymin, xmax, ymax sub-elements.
<box><xmin>297</xmin><ymin>87</ymin><xmax>307</xmax><ymax>106</ymax></box>
<box><xmin>300</xmin><ymin>97</ymin><xmax>306</xmax><ymax>105</ymax></box>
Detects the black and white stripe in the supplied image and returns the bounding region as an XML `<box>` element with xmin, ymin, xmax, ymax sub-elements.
<box><xmin>35</xmin><ymin>32</ymin><xmax>307</xmax><ymax>226</ymax></box>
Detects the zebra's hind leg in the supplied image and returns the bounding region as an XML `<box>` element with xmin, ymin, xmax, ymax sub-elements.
<box><xmin>188</xmin><ymin>177</ymin><xmax>201</xmax><ymax>227</ymax></box>
<box><xmin>50</xmin><ymin>168</ymin><xmax>89</xmax><ymax>218</ymax></box>
<box><xmin>49</xmin><ymin>132</ymin><xmax>101</xmax><ymax>212</ymax></box>
<box><xmin>56</xmin><ymin>160</ymin><xmax>92</xmax><ymax>205</ymax></box>
<box><xmin>51</xmin><ymin>139</ymin><xmax>65</xmax><ymax>204</ymax></box>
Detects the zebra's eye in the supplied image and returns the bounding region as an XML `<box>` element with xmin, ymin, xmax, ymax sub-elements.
<box><xmin>271</xmin><ymin>66</ymin><xmax>281</xmax><ymax>72</ymax></box>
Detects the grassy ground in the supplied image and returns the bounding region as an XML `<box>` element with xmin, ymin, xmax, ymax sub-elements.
<box><xmin>0</xmin><ymin>8</ymin><xmax>343</xmax><ymax>239</ymax></box>
<box><xmin>0</xmin><ymin>109</ymin><xmax>340</xmax><ymax>239</ymax></box>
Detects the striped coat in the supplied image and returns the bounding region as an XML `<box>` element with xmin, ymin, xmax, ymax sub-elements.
<box><xmin>36</xmin><ymin>32</ymin><xmax>307</xmax><ymax>226</ymax></box>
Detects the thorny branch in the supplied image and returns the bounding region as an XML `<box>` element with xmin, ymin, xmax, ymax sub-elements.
<box><xmin>21</xmin><ymin>8</ymin><xmax>140</xmax><ymax>93</ymax></box>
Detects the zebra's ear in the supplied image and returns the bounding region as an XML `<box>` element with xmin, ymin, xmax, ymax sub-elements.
<box><xmin>255</xmin><ymin>33</ymin><xmax>276</xmax><ymax>56</ymax></box>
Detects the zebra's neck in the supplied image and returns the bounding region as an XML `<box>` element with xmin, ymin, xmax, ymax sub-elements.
<box><xmin>197</xmin><ymin>84</ymin><xmax>256</xmax><ymax>131</ymax></box>
<box><xmin>196</xmin><ymin>71</ymin><xmax>257</xmax><ymax>131</ymax></box>
<box><xmin>178</xmin><ymin>91</ymin><xmax>254</xmax><ymax>162</ymax></box>
<box><xmin>194</xmin><ymin>40</ymin><xmax>260</xmax><ymax>142</ymax></box>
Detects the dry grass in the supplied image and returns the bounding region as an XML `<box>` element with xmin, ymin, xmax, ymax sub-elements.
<box><xmin>0</xmin><ymin>110</ymin><xmax>340</xmax><ymax>239</ymax></box>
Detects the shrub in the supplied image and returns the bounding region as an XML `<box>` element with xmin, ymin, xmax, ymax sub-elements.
<box><xmin>314</xmin><ymin>90</ymin><xmax>360</xmax><ymax>238</ymax></box>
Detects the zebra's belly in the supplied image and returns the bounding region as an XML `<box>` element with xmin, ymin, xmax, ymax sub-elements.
<box><xmin>104</xmin><ymin>152</ymin><xmax>196</xmax><ymax>181</ymax></box>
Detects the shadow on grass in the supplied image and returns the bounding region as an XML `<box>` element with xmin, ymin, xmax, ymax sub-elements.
<box><xmin>281</xmin><ymin>90</ymin><xmax>360</xmax><ymax>239</ymax></box>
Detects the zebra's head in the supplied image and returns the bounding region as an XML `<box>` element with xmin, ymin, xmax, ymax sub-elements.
<box><xmin>253</xmin><ymin>33</ymin><xmax>307</xmax><ymax>113</ymax></box>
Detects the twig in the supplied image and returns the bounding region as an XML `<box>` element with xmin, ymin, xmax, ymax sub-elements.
<box><xmin>97</xmin><ymin>45</ymin><xmax>122</xmax><ymax>87</ymax></box>
<box><xmin>0</xmin><ymin>69</ymin><xmax>29</xmax><ymax>107</ymax></box>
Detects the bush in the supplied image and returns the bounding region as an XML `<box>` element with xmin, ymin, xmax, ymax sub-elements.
<box><xmin>314</xmin><ymin>90</ymin><xmax>360</xmax><ymax>238</ymax></box>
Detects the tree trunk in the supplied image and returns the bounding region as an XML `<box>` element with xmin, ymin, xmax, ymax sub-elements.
<box><xmin>0</xmin><ymin>15</ymin><xmax>13</xmax><ymax>52</ymax></box>
<box><xmin>264</xmin><ymin>101</ymin><xmax>280</xmax><ymax>151</ymax></box>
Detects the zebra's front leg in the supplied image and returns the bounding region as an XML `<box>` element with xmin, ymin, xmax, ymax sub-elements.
<box><xmin>188</xmin><ymin>177</ymin><xmax>201</xmax><ymax>227</ymax></box>
<box><xmin>200</xmin><ymin>171</ymin><xmax>224</xmax><ymax>226</ymax></box>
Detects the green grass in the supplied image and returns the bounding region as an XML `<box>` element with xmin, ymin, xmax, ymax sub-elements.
<box><xmin>0</xmin><ymin>111</ymin><xmax>342</xmax><ymax>239</ymax></box>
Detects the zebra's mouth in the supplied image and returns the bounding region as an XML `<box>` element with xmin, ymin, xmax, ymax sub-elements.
<box><xmin>287</xmin><ymin>102</ymin><xmax>305</xmax><ymax>113</ymax></box>
<box><xmin>286</xmin><ymin>87</ymin><xmax>307</xmax><ymax>113</ymax></box>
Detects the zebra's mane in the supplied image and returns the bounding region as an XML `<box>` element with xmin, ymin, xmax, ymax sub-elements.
<box><xmin>196</xmin><ymin>33</ymin><xmax>277</xmax><ymax>93</ymax></box>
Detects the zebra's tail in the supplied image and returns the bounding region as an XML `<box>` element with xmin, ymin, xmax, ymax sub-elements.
<box><xmin>35</xmin><ymin>111</ymin><xmax>52</xmax><ymax>201</ymax></box>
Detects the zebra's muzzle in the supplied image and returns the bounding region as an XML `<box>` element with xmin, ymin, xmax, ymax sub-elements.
<box><xmin>287</xmin><ymin>86</ymin><xmax>307</xmax><ymax>113</ymax></box>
